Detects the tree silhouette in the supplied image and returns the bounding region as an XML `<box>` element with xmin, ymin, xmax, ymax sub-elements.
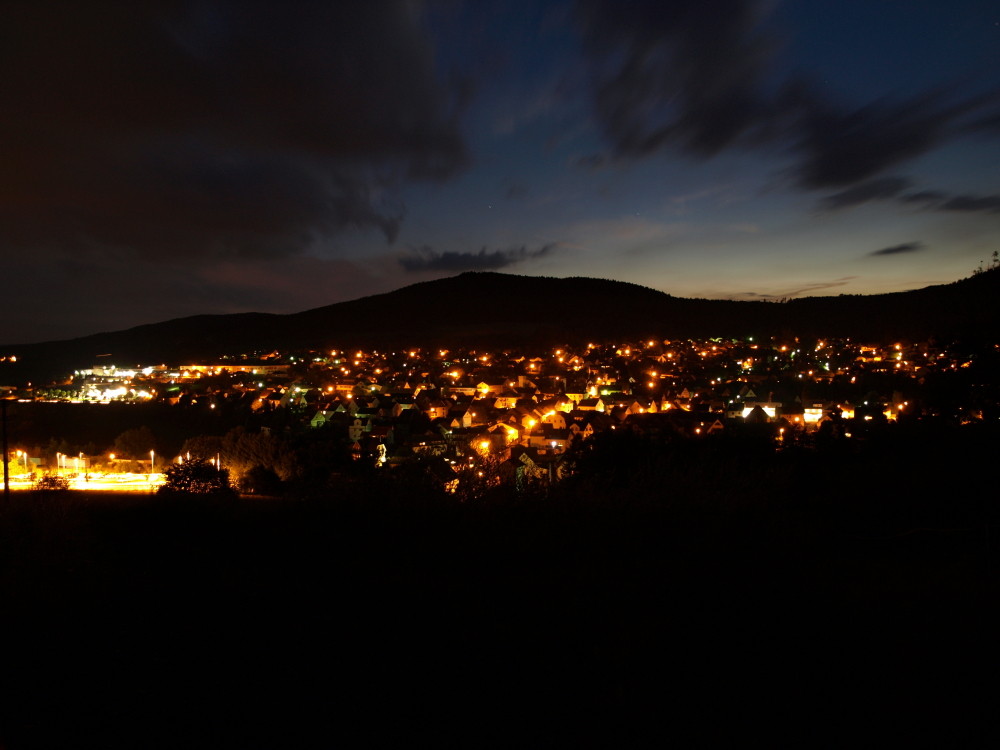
<box><xmin>112</xmin><ymin>426</ymin><xmax>156</xmax><ymax>459</ymax></box>
<box><xmin>157</xmin><ymin>457</ymin><xmax>235</xmax><ymax>497</ymax></box>
<box><xmin>33</xmin><ymin>474</ymin><xmax>70</xmax><ymax>493</ymax></box>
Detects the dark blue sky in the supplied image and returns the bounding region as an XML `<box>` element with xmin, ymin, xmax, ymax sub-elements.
<box><xmin>3</xmin><ymin>0</ymin><xmax>999</xmax><ymax>343</ymax></box>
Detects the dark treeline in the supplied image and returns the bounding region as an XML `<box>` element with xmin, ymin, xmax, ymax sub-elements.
<box><xmin>8</xmin><ymin>400</ymin><xmax>294</xmax><ymax>456</ymax></box>
<box><xmin>0</xmin><ymin>422</ymin><xmax>994</xmax><ymax>747</ymax></box>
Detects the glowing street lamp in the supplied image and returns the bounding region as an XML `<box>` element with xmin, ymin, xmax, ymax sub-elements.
<box><xmin>150</xmin><ymin>450</ymin><xmax>155</xmax><ymax>476</ymax></box>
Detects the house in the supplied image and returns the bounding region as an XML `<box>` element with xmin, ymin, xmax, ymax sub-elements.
<box><xmin>424</xmin><ymin>398</ymin><xmax>452</xmax><ymax>420</ymax></box>
<box><xmin>391</xmin><ymin>396</ymin><xmax>416</xmax><ymax>418</ymax></box>
<box><xmin>515</xmin><ymin>409</ymin><xmax>544</xmax><ymax>430</ymax></box>
<box><xmin>569</xmin><ymin>411</ymin><xmax>611</xmax><ymax>436</ymax></box>
<box><xmin>279</xmin><ymin>388</ymin><xmax>309</xmax><ymax>409</ymax></box>
<box><xmin>540</xmin><ymin>410</ymin><xmax>567</xmax><ymax>430</ymax></box>
<box><xmin>310</xmin><ymin>410</ymin><xmax>335</xmax><ymax>428</ymax></box>
<box><xmin>527</xmin><ymin>426</ymin><xmax>570</xmax><ymax>453</ymax></box>
<box><xmin>493</xmin><ymin>390</ymin><xmax>520</xmax><ymax>410</ymax></box>
<box><xmin>577</xmin><ymin>398</ymin><xmax>605</xmax><ymax>412</ymax></box>
<box><xmin>369</xmin><ymin>425</ymin><xmax>395</xmax><ymax>447</ymax></box>
<box><xmin>466</xmin><ymin>400</ymin><xmax>497</xmax><ymax>426</ymax></box>
<box><xmin>489</xmin><ymin>421</ymin><xmax>521</xmax><ymax>446</ymax></box>
<box><xmin>476</xmin><ymin>380</ymin><xmax>507</xmax><ymax>397</ymax></box>
<box><xmin>446</xmin><ymin>408</ymin><xmax>473</xmax><ymax>429</ymax></box>
<box><xmin>514</xmin><ymin>447</ymin><xmax>571</xmax><ymax>485</ymax></box>
<box><xmin>408</xmin><ymin>432</ymin><xmax>449</xmax><ymax>457</ymax></box>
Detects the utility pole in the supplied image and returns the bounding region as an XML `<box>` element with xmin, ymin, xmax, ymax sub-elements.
<box><xmin>2</xmin><ymin>400</ymin><xmax>10</xmax><ymax>501</ymax></box>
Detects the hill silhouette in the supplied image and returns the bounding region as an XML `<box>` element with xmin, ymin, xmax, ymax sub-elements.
<box><xmin>3</xmin><ymin>270</ymin><xmax>999</xmax><ymax>384</ymax></box>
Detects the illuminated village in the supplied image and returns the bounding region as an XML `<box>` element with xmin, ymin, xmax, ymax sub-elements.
<box><xmin>4</xmin><ymin>5</ymin><xmax>997</xmax><ymax>746</ymax></box>
<box><xmin>6</xmin><ymin>335</ymin><xmax>994</xmax><ymax>493</ymax></box>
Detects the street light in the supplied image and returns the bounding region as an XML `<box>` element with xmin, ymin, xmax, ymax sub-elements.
<box><xmin>150</xmin><ymin>450</ymin><xmax>155</xmax><ymax>476</ymax></box>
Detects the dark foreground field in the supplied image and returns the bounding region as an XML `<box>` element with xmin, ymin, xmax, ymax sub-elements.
<box><xmin>0</xmin><ymin>434</ymin><xmax>995</xmax><ymax>748</ymax></box>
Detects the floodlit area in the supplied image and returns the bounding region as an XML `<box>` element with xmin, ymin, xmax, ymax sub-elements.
<box><xmin>7</xmin><ymin>472</ymin><xmax>165</xmax><ymax>492</ymax></box>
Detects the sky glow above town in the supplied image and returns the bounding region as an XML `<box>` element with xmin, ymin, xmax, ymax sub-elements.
<box><xmin>3</xmin><ymin>0</ymin><xmax>999</xmax><ymax>343</ymax></box>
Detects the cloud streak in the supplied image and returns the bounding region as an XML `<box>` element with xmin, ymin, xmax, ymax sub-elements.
<box><xmin>938</xmin><ymin>195</ymin><xmax>1000</xmax><ymax>213</ymax></box>
<box><xmin>821</xmin><ymin>177</ymin><xmax>912</xmax><ymax>211</ymax></box>
<box><xmin>399</xmin><ymin>244</ymin><xmax>556</xmax><ymax>272</ymax></box>
<box><xmin>738</xmin><ymin>277</ymin><xmax>857</xmax><ymax>299</ymax></box>
<box><xmin>818</xmin><ymin>178</ymin><xmax>1000</xmax><ymax>216</ymax></box>
<box><xmin>869</xmin><ymin>242</ymin><xmax>925</xmax><ymax>257</ymax></box>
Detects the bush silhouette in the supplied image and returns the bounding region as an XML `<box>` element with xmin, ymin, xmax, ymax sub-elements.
<box><xmin>33</xmin><ymin>474</ymin><xmax>71</xmax><ymax>493</ymax></box>
<box><xmin>157</xmin><ymin>457</ymin><xmax>236</xmax><ymax>497</ymax></box>
<box><xmin>238</xmin><ymin>465</ymin><xmax>283</xmax><ymax>495</ymax></box>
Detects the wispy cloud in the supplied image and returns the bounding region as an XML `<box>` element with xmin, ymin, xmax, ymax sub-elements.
<box><xmin>869</xmin><ymin>241</ymin><xmax>924</xmax><ymax>257</ymax></box>
<box><xmin>736</xmin><ymin>277</ymin><xmax>857</xmax><ymax>299</ymax></box>
<box><xmin>902</xmin><ymin>190</ymin><xmax>1000</xmax><ymax>213</ymax></box>
<box><xmin>399</xmin><ymin>243</ymin><xmax>557</xmax><ymax>272</ymax></box>
<box><xmin>819</xmin><ymin>181</ymin><xmax>1000</xmax><ymax>216</ymax></box>
<box><xmin>821</xmin><ymin>177</ymin><xmax>912</xmax><ymax>210</ymax></box>
<box><xmin>939</xmin><ymin>195</ymin><xmax>1000</xmax><ymax>213</ymax></box>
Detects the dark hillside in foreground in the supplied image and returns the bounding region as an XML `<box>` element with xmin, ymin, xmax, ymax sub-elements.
<box><xmin>0</xmin><ymin>427</ymin><xmax>994</xmax><ymax>747</ymax></box>
<box><xmin>3</xmin><ymin>269</ymin><xmax>999</xmax><ymax>383</ymax></box>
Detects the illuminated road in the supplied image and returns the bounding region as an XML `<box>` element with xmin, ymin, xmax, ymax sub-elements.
<box><xmin>8</xmin><ymin>472</ymin><xmax>165</xmax><ymax>492</ymax></box>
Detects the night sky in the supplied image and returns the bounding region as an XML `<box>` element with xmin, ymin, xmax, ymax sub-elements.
<box><xmin>4</xmin><ymin>1</ymin><xmax>999</xmax><ymax>344</ymax></box>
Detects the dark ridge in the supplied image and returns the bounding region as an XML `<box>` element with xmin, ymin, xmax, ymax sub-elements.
<box><xmin>3</xmin><ymin>269</ymin><xmax>999</xmax><ymax>384</ymax></box>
